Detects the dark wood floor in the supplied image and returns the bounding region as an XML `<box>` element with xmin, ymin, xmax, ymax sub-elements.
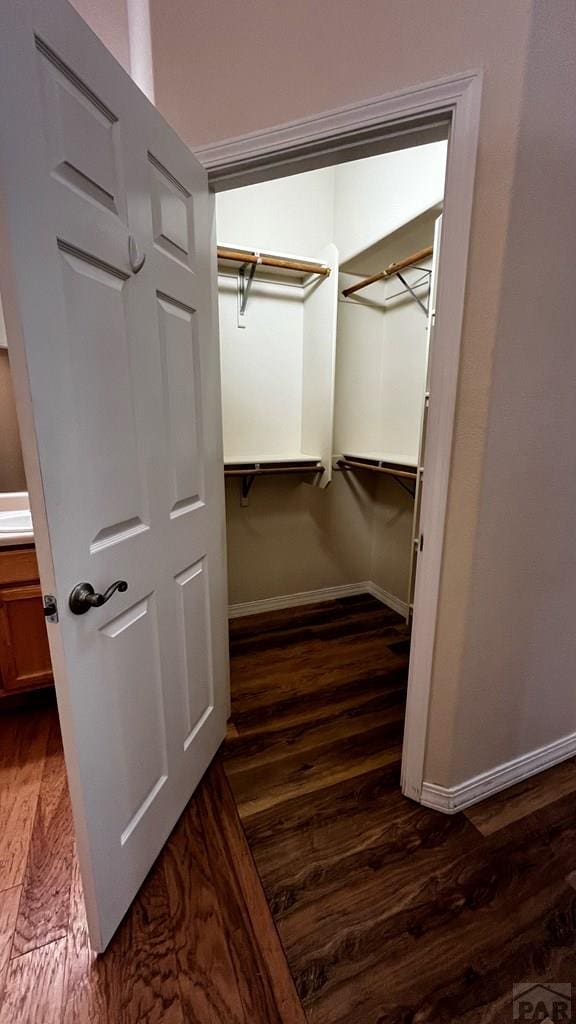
<box><xmin>0</xmin><ymin>704</ymin><xmax>305</xmax><ymax>1023</ymax></box>
<box><xmin>3</xmin><ymin>594</ymin><xmax>576</xmax><ymax>1022</ymax></box>
<box><xmin>223</xmin><ymin>594</ymin><xmax>576</xmax><ymax>1024</ymax></box>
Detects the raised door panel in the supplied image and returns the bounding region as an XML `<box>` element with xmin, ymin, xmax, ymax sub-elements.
<box><xmin>149</xmin><ymin>153</ymin><xmax>195</xmax><ymax>269</ymax></box>
<box><xmin>36</xmin><ymin>38</ymin><xmax>122</xmax><ymax>218</ymax></box>
<box><xmin>58</xmin><ymin>246</ymin><xmax>149</xmax><ymax>554</ymax></box>
<box><xmin>156</xmin><ymin>293</ymin><xmax>205</xmax><ymax>520</ymax></box>
<box><xmin>98</xmin><ymin>594</ymin><xmax>168</xmax><ymax>846</ymax></box>
<box><xmin>174</xmin><ymin>559</ymin><xmax>214</xmax><ymax>751</ymax></box>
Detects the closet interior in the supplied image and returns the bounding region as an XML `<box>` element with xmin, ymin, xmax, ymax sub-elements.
<box><xmin>216</xmin><ymin>139</ymin><xmax>447</xmax><ymax>624</ymax></box>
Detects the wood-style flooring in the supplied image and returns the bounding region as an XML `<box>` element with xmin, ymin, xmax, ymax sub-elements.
<box><xmin>3</xmin><ymin>593</ymin><xmax>576</xmax><ymax>1023</ymax></box>
<box><xmin>0</xmin><ymin>703</ymin><xmax>305</xmax><ymax>1023</ymax></box>
<box><xmin>223</xmin><ymin>594</ymin><xmax>576</xmax><ymax>1024</ymax></box>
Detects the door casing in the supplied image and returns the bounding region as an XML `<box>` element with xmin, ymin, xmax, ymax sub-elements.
<box><xmin>196</xmin><ymin>70</ymin><xmax>482</xmax><ymax>802</ymax></box>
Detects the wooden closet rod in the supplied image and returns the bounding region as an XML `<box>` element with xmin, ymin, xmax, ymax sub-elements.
<box><xmin>337</xmin><ymin>458</ymin><xmax>417</xmax><ymax>480</ymax></box>
<box><xmin>217</xmin><ymin>247</ymin><xmax>331</xmax><ymax>277</ymax></box>
<box><xmin>342</xmin><ymin>245</ymin><xmax>433</xmax><ymax>298</ymax></box>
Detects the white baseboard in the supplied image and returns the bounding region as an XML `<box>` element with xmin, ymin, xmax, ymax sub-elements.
<box><xmin>365</xmin><ymin>581</ymin><xmax>409</xmax><ymax>618</ymax></box>
<box><xmin>421</xmin><ymin>729</ymin><xmax>576</xmax><ymax>814</ymax></box>
<box><xmin>228</xmin><ymin>580</ymin><xmax>407</xmax><ymax>619</ymax></box>
<box><xmin>228</xmin><ymin>582</ymin><xmax>369</xmax><ymax>619</ymax></box>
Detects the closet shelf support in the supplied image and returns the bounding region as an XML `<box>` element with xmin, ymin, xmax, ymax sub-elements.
<box><xmin>396</xmin><ymin>271</ymin><xmax>429</xmax><ymax>316</ymax></box>
<box><xmin>240</xmin><ymin>473</ymin><xmax>256</xmax><ymax>507</ymax></box>
<box><xmin>224</xmin><ymin>462</ymin><xmax>325</xmax><ymax>507</ymax></box>
<box><xmin>238</xmin><ymin>261</ymin><xmax>257</xmax><ymax>325</ymax></box>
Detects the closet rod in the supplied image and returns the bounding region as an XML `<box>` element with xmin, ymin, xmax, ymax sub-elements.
<box><xmin>337</xmin><ymin>458</ymin><xmax>417</xmax><ymax>481</ymax></box>
<box><xmin>342</xmin><ymin>245</ymin><xmax>433</xmax><ymax>298</ymax></box>
<box><xmin>217</xmin><ymin>247</ymin><xmax>331</xmax><ymax>277</ymax></box>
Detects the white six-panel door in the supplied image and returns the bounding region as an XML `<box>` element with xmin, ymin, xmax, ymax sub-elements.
<box><xmin>0</xmin><ymin>0</ymin><xmax>229</xmax><ymax>950</ymax></box>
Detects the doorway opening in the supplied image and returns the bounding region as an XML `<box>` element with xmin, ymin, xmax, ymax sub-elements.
<box><xmin>212</xmin><ymin>139</ymin><xmax>446</xmax><ymax>983</ymax></box>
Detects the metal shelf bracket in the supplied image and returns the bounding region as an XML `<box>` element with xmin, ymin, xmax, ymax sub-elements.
<box><xmin>237</xmin><ymin>259</ymin><xmax>258</xmax><ymax>327</ymax></box>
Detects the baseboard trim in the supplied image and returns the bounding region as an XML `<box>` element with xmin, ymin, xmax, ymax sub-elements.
<box><xmin>365</xmin><ymin>581</ymin><xmax>409</xmax><ymax>618</ymax></box>
<box><xmin>421</xmin><ymin>729</ymin><xmax>576</xmax><ymax>814</ymax></box>
<box><xmin>228</xmin><ymin>580</ymin><xmax>407</xmax><ymax>619</ymax></box>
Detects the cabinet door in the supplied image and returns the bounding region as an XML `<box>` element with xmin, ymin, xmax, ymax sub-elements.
<box><xmin>0</xmin><ymin>583</ymin><xmax>53</xmax><ymax>693</ymax></box>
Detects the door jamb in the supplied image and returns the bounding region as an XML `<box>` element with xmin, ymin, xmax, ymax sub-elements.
<box><xmin>196</xmin><ymin>69</ymin><xmax>483</xmax><ymax>802</ymax></box>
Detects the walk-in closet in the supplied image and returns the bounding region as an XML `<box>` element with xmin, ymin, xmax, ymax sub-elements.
<box><xmin>216</xmin><ymin>139</ymin><xmax>447</xmax><ymax>622</ymax></box>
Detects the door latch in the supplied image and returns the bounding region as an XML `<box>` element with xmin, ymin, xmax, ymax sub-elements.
<box><xmin>43</xmin><ymin>594</ymin><xmax>58</xmax><ymax>623</ymax></box>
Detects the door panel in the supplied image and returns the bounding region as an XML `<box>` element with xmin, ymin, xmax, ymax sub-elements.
<box><xmin>58</xmin><ymin>247</ymin><xmax>149</xmax><ymax>550</ymax></box>
<box><xmin>98</xmin><ymin>592</ymin><xmax>168</xmax><ymax>843</ymax></box>
<box><xmin>174</xmin><ymin>558</ymin><xmax>214</xmax><ymax>748</ymax></box>
<box><xmin>156</xmin><ymin>293</ymin><xmax>205</xmax><ymax>515</ymax></box>
<box><xmin>149</xmin><ymin>153</ymin><xmax>195</xmax><ymax>267</ymax></box>
<box><xmin>36</xmin><ymin>38</ymin><xmax>122</xmax><ymax>217</ymax></box>
<box><xmin>0</xmin><ymin>0</ymin><xmax>229</xmax><ymax>950</ymax></box>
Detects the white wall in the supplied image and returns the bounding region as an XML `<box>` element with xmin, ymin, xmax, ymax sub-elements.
<box><xmin>218</xmin><ymin>278</ymin><xmax>305</xmax><ymax>458</ymax></box>
<box><xmin>334</xmin><ymin>143</ymin><xmax>448</xmax><ymax>264</ymax></box>
<box><xmin>335</xmin><ymin>261</ymin><xmax>430</xmax><ymax>463</ymax></box>
<box><xmin>216</xmin><ymin>167</ymin><xmax>336</xmax><ymax>258</ymax></box>
<box><xmin>379</xmin><ymin>268</ymin><xmax>430</xmax><ymax>460</ymax></box>
<box><xmin>333</xmin><ymin>294</ymin><xmax>387</xmax><ymax>456</ymax></box>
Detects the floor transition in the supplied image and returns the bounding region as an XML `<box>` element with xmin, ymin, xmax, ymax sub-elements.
<box><xmin>1</xmin><ymin>594</ymin><xmax>576</xmax><ymax>1023</ymax></box>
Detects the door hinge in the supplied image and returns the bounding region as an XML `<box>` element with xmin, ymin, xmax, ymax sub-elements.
<box><xmin>419</xmin><ymin>534</ymin><xmax>424</xmax><ymax>552</ymax></box>
<box><xmin>43</xmin><ymin>594</ymin><xmax>58</xmax><ymax>623</ymax></box>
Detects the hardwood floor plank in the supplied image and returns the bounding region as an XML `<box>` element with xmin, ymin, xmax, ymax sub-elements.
<box><xmin>283</xmin><ymin>792</ymin><xmax>576</xmax><ymax>1016</ymax></box>
<box><xmin>231</xmin><ymin>669</ymin><xmax>407</xmax><ymax>738</ymax></box>
<box><xmin>0</xmin><ymin>710</ymin><xmax>50</xmax><ymax>890</ymax></box>
<box><xmin>249</xmin><ymin>780</ymin><xmax>475</xmax><ymax>923</ymax></box>
<box><xmin>229</xmin><ymin>720</ymin><xmax>403</xmax><ymax>819</ymax></box>
<box><xmin>163</xmin><ymin>797</ymin><xmax>246</xmax><ymax>1024</ymax></box>
<box><xmin>0</xmin><ymin>938</ymin><xmax>66</xmax><ymax>1024</ymax></box>
<box><xmin>12</xmin><ymin>713</ymin><xmax>74</xmax><ymax>956</ymax></box>
<box><xmin>465</xmin><ymin>755</ymin><xmax>576</xmax><ymax>835</ymax></box>
<box><xmin>198</xmin><ymin>761</ymin><xmax>307</xmax><ymax>1024</ymax></box>
<box><xmin>223</xmin><ymin>697</ymin><xmax>405</xmax><ymax>776</ymax></box>
<box><xmin>62</xmin><ymin>854</ymin><xmax>109</xmax><ymax>1024</ymax></box>
<box><xmin>63</xmin><ymin>850</ymin><xmax>184</xmax><ymax>1024</ymax></box>
<box><xmin>0</xmin><ymin>887</ymin><xmax>20</xmax><ymax>976</ymax></box>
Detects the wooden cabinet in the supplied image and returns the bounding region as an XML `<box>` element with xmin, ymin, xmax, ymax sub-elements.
<box><xmin>0</xmin><ymin>546</ymin><xmax>53</xmax><ymax>697</ymax></box>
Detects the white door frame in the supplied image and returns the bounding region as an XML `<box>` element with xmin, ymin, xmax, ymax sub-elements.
<box><xmin>195</xmin><ymin>69</ymin><xmax>483</xmax><ymax>802</ymax></box>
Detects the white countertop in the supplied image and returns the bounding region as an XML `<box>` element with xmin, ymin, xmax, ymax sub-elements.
<box><xmin>0</xmin><ymin>492</ymin><xmax>34</xmax><ymax>547</ymax></box>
